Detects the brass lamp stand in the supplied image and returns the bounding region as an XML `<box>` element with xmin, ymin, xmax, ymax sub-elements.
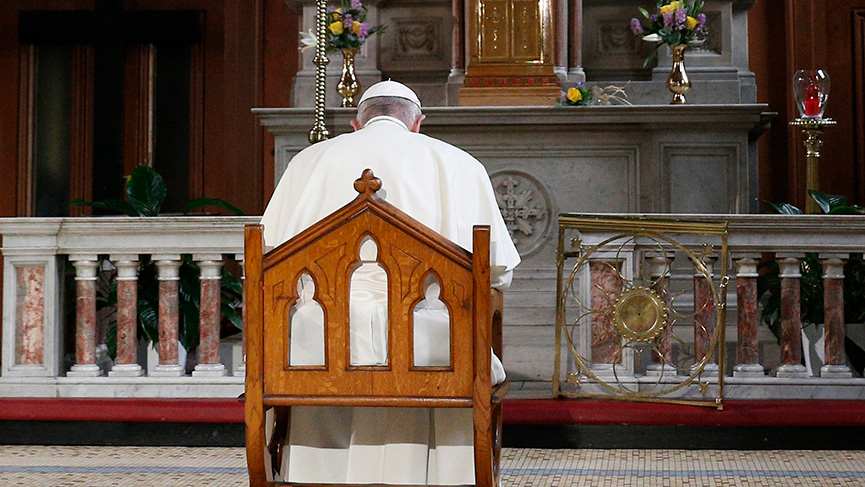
<box><xmin>308</xmin><ymin>0</ymin><xmax>330</xmax><ymax>143</ymax></box>
<box><xmin>790</xmin><ymin>118</ymin><xmax>836</xmax><ymax>214</ymax></box>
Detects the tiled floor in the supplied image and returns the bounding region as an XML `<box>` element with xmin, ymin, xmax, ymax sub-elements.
<box><xmin>1</xmin><ymin>446</ymin><xmax>864</xmax><ymax>486</ymax></box>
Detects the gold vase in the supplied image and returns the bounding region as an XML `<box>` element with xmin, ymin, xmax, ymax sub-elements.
<box><xmin>666</xmin><ymin>44</ymin><xmax>691</xmax><ymax>104</ymax></box>
<box><xmin>337</xmin><ymin>48</ymin><xmax>360</xmax><ymax>108</ymax></box>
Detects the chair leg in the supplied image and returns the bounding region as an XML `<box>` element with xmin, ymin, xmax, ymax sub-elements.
<box><xmin>246</xmin><ymin>402</ymin><xmax>270</xmax><ymax>486</ymax></box>
<box><xmin>473</xmin><ymin>402</ymin><xmax>494</xmax><ymax>487</ymax></box>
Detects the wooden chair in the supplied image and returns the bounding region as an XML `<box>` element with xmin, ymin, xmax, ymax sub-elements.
<box><xmin>244</xmin><ymin>169</ymin><xmax>508</xmax><ymax>486</ymax></box>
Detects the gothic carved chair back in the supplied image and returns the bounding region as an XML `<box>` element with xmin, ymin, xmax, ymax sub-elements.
<box><xmin>244</xmin><ymin>169</ymin><xmax>506</xmax><ymax>486</ymax></box>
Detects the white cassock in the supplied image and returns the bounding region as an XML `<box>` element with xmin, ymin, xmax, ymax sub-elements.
<box><xmin>260</xmin><ymin>115</ymin><xmax>521</xmax><ymax>485</ymax></box>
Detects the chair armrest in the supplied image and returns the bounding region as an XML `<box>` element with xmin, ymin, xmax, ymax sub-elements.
<box><xmin>492</xmin><ymin>380</ymin><xmax>510</xmax><ymax>404</ymax></box>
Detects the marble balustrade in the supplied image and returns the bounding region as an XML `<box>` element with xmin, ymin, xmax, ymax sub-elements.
<box><xmin>1</xmin><ymin>214</ymin><xmax>864</xmax><ymax>399</ymax></box>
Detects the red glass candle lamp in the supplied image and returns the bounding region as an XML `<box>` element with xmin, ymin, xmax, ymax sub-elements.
<box><xmin>793</xmin><ymin>69</ymin><xmax>830</xmax><ymax>119</ymax></box>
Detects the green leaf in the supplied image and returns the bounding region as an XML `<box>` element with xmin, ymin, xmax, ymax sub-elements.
<box><xmin>179</xmin><ymin>299</ymin><xmax>199</xmax><ymax>351</ymax></box>
<box><xmin>669</xmin><ymin>31</ymin><xmax>682</xmax><ymax>46</ymax></box>
<box><xmin>828</xmin><ymin>205</ymin><xmax>865</xmax><ymax>215</ymax></box>
<box><xmin>138</xmin><ymin>299</ymin><xmax>159</xmax><ymax>344</ymax></box>
<box><xmin>638</xmin><ymin>6</ymin><xmax>651</xmax><ymax>19</ymax></box>
<box><xmin>183</xmin><ymin>198</ymin><xmax>246</xmax><ymax>216</ymax></box>
<box><xmin>808</xmin><ymin>189</ymin><xmax>847</xmax><ymax>213</ymax></box>
<box><xmin>762</xmin><ymin>200</ymin><xmax>803</xmax><ymax>215</ymax></box>
<box><xmin>126</xmin><ymin>165</ymin><xmax>166</xmax><ymax>216</ymax></box>
<box><xmin>71</xmin><ymin>198</ymin><xmax>138</xmax><ymax>216</ymax></box>
<box><xmin>105</xmin><ymin>321</ymin><xmax>117</xmax><ymax>361</ymax></box>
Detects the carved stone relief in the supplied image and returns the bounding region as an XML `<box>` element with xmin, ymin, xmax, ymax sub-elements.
<box><xmin>392</xmin><ymin>17</ymin><xmax>443</xmax><ymax>61</ymax></box>
<box><xmin>490</xmin><ymin>169</ymin><xmax>554</xmax><ymax>257</ymax></box>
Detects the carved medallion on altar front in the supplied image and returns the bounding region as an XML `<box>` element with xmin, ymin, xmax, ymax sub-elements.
<box><xmin>490</xmin><ymin>169</ymin><xmax>554</xmax><ymax>256</ymax></box>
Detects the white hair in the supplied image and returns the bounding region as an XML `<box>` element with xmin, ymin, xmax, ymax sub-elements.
<box><xmin>357</xmin><ymin>96</ymin><xmax>423</xmax><ymax>128</ymax></box>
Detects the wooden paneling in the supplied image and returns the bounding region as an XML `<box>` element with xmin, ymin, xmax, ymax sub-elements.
<box><xmin>749</xmin><ymin>0</ymin><xmax>791</xmax><ymax>208</ymax></box>
<box><xmin>69</xmin><ymin>44</ymin><xmax>94</xmax><ymax>216</ymax></box>
<box><xmin>262</xmin><ymin>0</ymin><xmax>298</xmax><ymax>203</ymax></box>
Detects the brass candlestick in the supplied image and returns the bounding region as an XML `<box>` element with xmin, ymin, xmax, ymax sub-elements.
<box><xmin>790</xmin><ymin>118</ymin><xmax>836</xmax><ymax>214</ymax></box>
<box><xmin>308</xmin><ymin>0</ymin><xmax>330</xmax><ymax>144</ymax></box>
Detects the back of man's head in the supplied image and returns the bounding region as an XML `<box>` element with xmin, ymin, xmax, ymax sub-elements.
<box><xmin>357</xmin><ymin>96</ymin><xmax>423</xmax><ymax>128</ymax></box>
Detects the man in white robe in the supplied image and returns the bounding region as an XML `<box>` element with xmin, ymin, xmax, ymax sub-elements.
<box><xmin>260</xmin><ymin>80</ymin><xmax>520</xmax><ymax>485</ymax></box>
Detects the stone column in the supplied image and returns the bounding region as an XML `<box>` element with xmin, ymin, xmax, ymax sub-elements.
<box><xmin>67</xmin><ymin>256</ymin><xmax>101</xmax><ymax>377</ymax></box>
<box><xmin>646</xmin><ymin>252</ymin><xmax>676</xmax><ymax>376</ymax></box>
<box><xmin>821</xmin><ymin>255</ymin><xmax>852</xmax><ymax>378</ymax></box>
<box><xmin>193</xmin><ymin>254</ymin><xmax>227</xmax><ymax>377</ymax></box>
<box><xmin>152</xmin><ymin>255</ymin><xmax>184</xmax><ymax>377</ymax></box>
<box><xmin>589</xmin><ymin>259</ymin><xmax>623</xmax><ymax>378</ymax></box>
<box><xmin>567</xmin><ymin>0</ymin><xmax>585</xmax><ymax>82</ymax></box>
<box><xmin>732</xmin><ymin>255</ymin><xmax>763</xmax><ymax>377</ymax></box>
<box><xmin>447</xmin><ymin>0</ymin><xmax>467</xmax><ymax>104</ymax></box>
<box><xmin>109</xmin><ymin>255</ymin><xmax>143</xmax><ymax>377</ymax></box>
<box><xmin>776</xmin><ymin>256</ymin><xmax>808</xmax><ymax>378</ymax></box>
<box><xmin>692</xmin><ymin>256</ymin><xmax>718</xmax><ymax>373</ymax></box>
<box><xmin>234</xmin><ymin>253</ymin><xmax>246</xmax><ymax>377</ymax></box>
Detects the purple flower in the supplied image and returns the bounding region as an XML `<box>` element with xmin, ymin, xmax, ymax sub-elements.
<box><xmin>650</xmin><ymin>14</ymin><xmax>658</xmax><ymax>21</ymax></box>
<box><xmin>697</xmin><ymin>13</ymin><xmax>707</xmax><ymax>27</ymax></box>
<box><xmin>663</xmin><ymin>12</ymin><xmax>675</xmax><ymax>28</ymax></box>
<box><xmin>351</xmin><ymin>0</ymin><xmax>363</xmax><ymax>8</ymax></box>
<box><xmin>343</xmin><ymin>13</ymin><xmax>353</xmax><ymax>29</ymax></box>
<box><xmin>630</xmin><ymin>18</ymin><xmax>644</xmax><ymax>35</ymax></box>
<box><xmin>357</xmin><ymin>22</ymin><xmax>370</xmax><ymax>40</ymax></box>
<box><xmin>674</xmin><ymin>9</ymin><xmax>686</xmax><ymax>29</ymax></box>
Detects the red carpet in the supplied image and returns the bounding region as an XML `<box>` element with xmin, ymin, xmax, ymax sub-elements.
<box><xmin>4</xmin><ymin>398</ymin><xmax>865</xmax><ymax>426</ymax></box>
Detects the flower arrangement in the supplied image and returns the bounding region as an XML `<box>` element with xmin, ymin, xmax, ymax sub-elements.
<box><xmin>630</xmin><ymin>1</ymin><xmax>707</xmax><ymax>65</ymax></box>
<box><xmin>324</xmin><ymin>0</ymin><xmax>384</xmax><ymax>51</ymax></box>
<box><xmin>558</xmin><ymin>82</ymin><xmax>632</xmax><ymax>107</ymax></box>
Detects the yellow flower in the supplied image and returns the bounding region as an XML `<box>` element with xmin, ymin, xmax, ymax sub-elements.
<box><xmin>331</xmin><ymin>8</ymin><xmax>342</xmax><ymax>21</ymax></box>
<box><xmin>685</xmin><ymin>16</ymin><xmax>698</xmax><ymax>30</ymax></box>
<box><xmin>567</xmin><ymin>87</ymin><xmax>582</xmax><ymax>103</ymax></box>
<box><xmin>352</xmin><ymin>20</ymin><xmax>361</xmax><ymax>34</ymax></box>
<box><xmin>659</xmin><ymin>1</ymin><xmax>681</xmax><ymax>15</ymax></box>
<box><xmin>329</xmin><ymin>21</ymin><xmax>344</xmax><ymax>35</ymax></box>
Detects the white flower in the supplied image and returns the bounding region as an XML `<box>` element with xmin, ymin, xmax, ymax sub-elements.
<box><xmin>642</xmin><ymin>33</ymin><xmax>662</xmax><ymax>42</ymax></box>
<box><xmin>299</xmin><ymin>29</ymin><xmax>317</xmax><ymax>52</ymax></box>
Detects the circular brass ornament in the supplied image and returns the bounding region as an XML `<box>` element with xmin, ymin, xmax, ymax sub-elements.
<box><xmin>613</xmin><ymin>286</ymin><xmax>668</xmax><ymax>342</ymax></box>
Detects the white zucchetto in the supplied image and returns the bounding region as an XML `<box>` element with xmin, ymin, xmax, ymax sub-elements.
<box><xmin>358</xmin><ymin>80</ymin><xmax>422</xmax><ymax>108</ymax></box>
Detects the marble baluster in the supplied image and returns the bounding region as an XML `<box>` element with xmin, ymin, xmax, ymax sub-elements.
<box><xmin>109</xmin><ymin>255</ymin><xmax>143</xmax><ymax>377</ymax></box>
<box><xmin>67</xmin><ymin>256</ymin><xmax>101</xmax><ymax>377</ymax></box>
<box><xmin>193</xmin><ymin>254</ymin><xmax>227</xmax><ymax>377</ymax></box>
<box><xmin>152</xmin><ymin>255</ymin><xmax>184</xmax><ymax>377</ymax></box>
<box><xmin>692</xmin><ymin>256</ymin><xmax>718</xmax><ymax>374</ymax></box>
<box><xmin>776</xmin><ymin>256</ymin><xmax>808</xmax><ymax>378</ymax></box>
<box><xmin>647</xmin><ymin>252</ymin><xmax>676</xmax><ymax>376</ymax></box>
<box><xmin>821</xmin><ymin>255</ymin><xmax>853</xmax><ymax>378</ymax></box>
<box><xmin>732</xmin><ymin>255</ymin><xmax>764</xmax><ymax>377</ymax></box>
<box><xmin>234</xmin><ymin>253</ymin><xmax>246</xmax><ymax>377</ymax></box>
<box><xmin>589</xmin><ymin>259</ymin><xmax>623</xmax><ymax>378</ymax></box>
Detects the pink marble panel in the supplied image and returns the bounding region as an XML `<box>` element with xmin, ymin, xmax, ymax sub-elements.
<box><xmin>653</xmin><ymin>277</ymin><xmax>672</xmax><ymax>364</ymax></box>
<box><xmin>736</xmin><ymin>276</ymin><xmax>759</xmax><ymax>365</ymax></box>
<box><xmin>824</xmin><ymin>278</ymin><xmax>845</xmax><ymax>366</ymax></box>
<box><xmin>158</xmin><ymin>280</ymin><xmax>179</xmax><ymax>365</ymax></box>
<box><xmin>590</xmin><ymin>261</ymin><xmax>622</xmax><ymax>364</ymax></box>
<box><xmin>116</xmin><ymin>280</ymin><xmax>138</xmax><ymax>365</ymax></box>
<box><xmin>780</xmin><ymin>276</ymin><xmax>802</xmax><ymax>365</ymax></box>
<box><xmin>75</xmin><ymin>280</ymin><xmax>97</xmax><ymax>365</ymax></box>
<box><xmin>15</xmin><ymin>265</ymin><xmax>45</xmax><ymax>365</ymax></box>
<box><xmin>693</xmin><ymin>277</ymin><xmax>715</xmax><ymax>363</ymax></box>
<box><xmin>198</xmin><ymin>279</ymin><xmax>221</xmax><ymax>365</ymax></box>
